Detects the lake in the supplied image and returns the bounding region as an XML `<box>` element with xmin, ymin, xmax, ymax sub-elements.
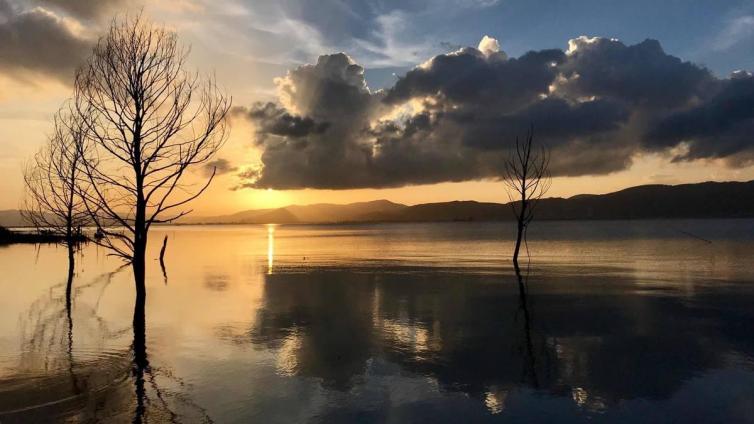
<box><xmin>1</xmin><ymin>220</ymin><xmax>754</xmax><ymax>423</ymax></box>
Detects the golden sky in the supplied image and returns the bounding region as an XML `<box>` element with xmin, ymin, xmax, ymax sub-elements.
<box><xmin>2</xmin><ymin>0</ymin><xmax>754</xmax><ymax>216</ymax></box>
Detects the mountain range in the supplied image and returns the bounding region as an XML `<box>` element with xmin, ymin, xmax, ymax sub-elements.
<box><xmin>180</xmin><ymin>180</ymin><xmax>754</xmax><ymax>224</ymax></box>
<box><xmin>2</xmin><ymin>180</ymin><xmax>753</xmax><ymax>227</ymax></box>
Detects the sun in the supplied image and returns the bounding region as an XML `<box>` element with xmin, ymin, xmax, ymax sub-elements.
<box><xmin>243</xmin><ymin>187</ymin><xmax>291</xmax><ymax>210</ymax></box>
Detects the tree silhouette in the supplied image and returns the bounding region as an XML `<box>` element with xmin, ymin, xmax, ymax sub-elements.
<box><xmin>503</xmin><ymin>126</ymin><xmax>550</xmax><ymax>271</ymax></box>
<box><xmin>22</xmin><ymin>107</ymin><xmax>89</xmax><ymax>293</ymax></box>
<box><xmin>73</xmin><ymin>14</ymin><xmax>230</xmax><ymax>300</ymax></box>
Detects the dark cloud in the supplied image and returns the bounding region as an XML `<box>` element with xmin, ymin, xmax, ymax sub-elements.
<box><xmin>236</xmin><ymin>103</ymin><xmax>330</xmax><ymax>138</ymax></box>
<box><xmin>203</xmin><ymin>158</ymin><xmax>238</xmax><ymax>177</ymax></box>
<box><xmin>446</xmin><ymin>97</ymin><xmax>630</xmax><ymax>151</ymax></box>
<box><xmin>385</xmin><ymin>47</ymin><xmax>564</xmax><ymax>112</ymax></box>
<box><xmin>236</xmin><ymin>36</ymin><xmax>754</xmax><ymax>190</ymax></box>
<box><xmin>35</xmin><ymin>0</ymin><xmax>128</xmax><ymax>20</ymax></box>
<box><xmin>559</xmin><ymin>37</ymin><xmax>715</xmax><ymax>108</ymax></box>
<box><xmin>237</xmin><ymin>52</ymin><xmax>390</xmax><ymax>189</ymax></box>
<box><xmin>277</xmin><ymin>53</ymin><xmax>380</xmax><ymax>120</ymax></box>
<box><xmin>0</xmin><ymin>1</ymin><xmax>91</xmax><ymax>81</ymax></box>
<box><xmin>645</xmin><ymin>72</ymin><xmax>754</xmax><ymax>164</ymax></box>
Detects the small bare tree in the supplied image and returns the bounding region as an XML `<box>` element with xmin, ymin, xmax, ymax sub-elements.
<box><xmin>73</xmin><ymin>15</ymin><xmax>230</xmax><ymax>300</ymax></box>
<box><xmin>503</xmin><ymin>126</ymin><xmax>550</xmax><ymax>271</ymax></box>
<box><xmin>22</xmin><ymin>108</ymin><xmax>89</xmax><ymax>281</ymax></box>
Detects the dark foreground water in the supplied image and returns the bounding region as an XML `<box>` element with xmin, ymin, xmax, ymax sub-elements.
<box><xmin>1</xmin><ymin>220</ymin><xmax>754</xmax><ymax>423</ymax></box>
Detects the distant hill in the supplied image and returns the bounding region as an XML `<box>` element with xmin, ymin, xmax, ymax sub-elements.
<box><xmin>361</xmin><ymin>200</ymin><xmax>505</xmax><ymax>222</ymax></box>
<box><xmin>180</xmin><ymin>200</ymin><xmax>406</xmax><ymax>224</ymax></box>
<box><xmin>286</xmin><ymin>200</ymin><xmax>405</xmax><ymax>222</ymax></box>
<box><xmin>201</xmin><ymin>180</ymin><xmax>754</xmax><ymax>224</ymax></box>
<box><xmin>376</xmin><ymin>180</ymin><xmax>754</xmax><ymax>222</ymax></box>
<box><xmin>0</xmin><ymin>210</ymin><xmax>28</xmax><ymax>227</ymax></box>
<box><xmin>4</xmin><ymin>180</ymin><xmax>754</xmax><ymax>227</ymax></box>
<box><xmin>534</xmin><ymin>180</ymin><xmax>754</xmax><ymax>220</ymax></box>
<box><xmin>204</xmin><ymin>207</ymin><xmax>301</xmax><ymax>224</ymax></box>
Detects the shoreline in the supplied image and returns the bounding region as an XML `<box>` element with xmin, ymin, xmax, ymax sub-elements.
<box><xmin>0</xmin><ymin>226</ymin><xmax>89</xmax><ymax>245</ymax></box>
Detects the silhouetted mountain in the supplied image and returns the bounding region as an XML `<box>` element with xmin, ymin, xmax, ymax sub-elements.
<box><xmin>208</xmin><ymin>207</ymin><xmax>300</xmax><ymax>224</ymax></box>
<box><xmin>181</xmin><ymin>200</ymin><xmax>405</xmax><ymax>224</ymax></box>
<box><xmin>376</xmin><ymin>180</ymin><xmax>754</xmax><ymax>222</ymax></box>
<box><xmin>286</xmin><ymin>200</ymin><xmax>405</xmax><ymax>222</ymax></box>
<box><xmin>192</xmin><ymin>180</ymin><xmax>754</xmax><ymax>224</ymax></box>
<box><xmin>0</xmin><ymin>210</ymin><xmax>80</xmax><ymax>227</ymax></box>
<box><xmin>0</xmin><ymin>210</ymin><xmax>28</xmax><ymax>227</ymax></box>
<box><xmin>360</xmin><ymin>200</ymin><xmax>504</xmax><ymax>222</ymax></box>
<box><xmin>5</xmin><ymin>181</ymin><xmax>753</xmax><ymax>227</ymax></box>
<box><xmin>535</xmin><ymin>180</ymin><xmax>754</xmax><ymax>220</ymax></box>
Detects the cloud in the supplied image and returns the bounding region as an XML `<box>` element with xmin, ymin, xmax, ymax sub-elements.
<box><xmin>203</xmin><ymin>158</ymin><xmax>238</xmax><ymax>177</ymax></box>
<box><xmin>384</xmin><ymin>47</ymin><xmax>563</xmax><ymax>110</ymax></box>
<box><xmin>560</xmin><ymin>37</ymin><xmax>713</xmax><ymax>108</ymax></box>
<box><xmin>0</xmin><ymin>1</ymin><xmax>91</xmax><ymax>82</ymax></box>
<box><xmin>235</xmin><ymin>103</ymin><xmax>330</xmax><ymax>138</ymax></box>
<box><xmin>351</xmin><ymin>10</ymin><xmax>437</xmax><ymax>68</ymax></box>
<box><xmin>477</xmin><ymin>35</ymin><xmax>501</xmax><ymax>57</ymax></box>
<box><xmin>238</xmin><ymin>52</ymin><xmax>389</xmax><ymax>189</ymax></box>
<box><xmin>274</xmin><ymin>53</ymin><xmax>379</xmax><ymax>119</ymax></box>
<box><xmin>710</xmin><ymin>15</ymin><xmax>754</xmax><ymax>52</ymax></box>
<box><xmin>234</xmin><ymin>36</ymin><xmax>754</xmax><ymax>190</ymax></box>
<box><xmin>644</xmin><ymin>72</ymin><xmax>754</xmax><ymax>165</ymax></box>
<box><xmin>34</xmin><ymin>0</ymin><xmax>130</xmax><ymax>20</ymax></box>
<box><xmin>221</xmin><ymin>0</ymin><xmax>489</xmax><ymax>69</ymax></box>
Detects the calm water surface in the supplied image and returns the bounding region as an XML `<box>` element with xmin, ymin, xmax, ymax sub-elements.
<box><xmin>1</xmin><ymin>220</ymin><xmax>754</xmax><ymax>423</ymax></box>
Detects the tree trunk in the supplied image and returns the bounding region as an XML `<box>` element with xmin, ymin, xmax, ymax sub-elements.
<box><xmin>132</xmin><ymin>283</ymin><xmax>147</xmax><ymax>368</ymax></box>
<box><xmin>132</xmin><ymin>197</ymin><xmax>148</xmax><ymax>374</ymax></box>
<box><xmin>512</xmin><ymin>199</ymin><xmax>527</xmax><ymax>271</ymax></box>
<box><xmin>132</xmin><ymin>282</ymin><xmax>148</xmax><ymax>423</ymax></box>
<box><xmin>513</xmin><ymin>221</ymin><xmax>524</xmax><ymax>271</ymax></box>
<box><xmin>133</xmin><ymin>162</ymin><xmax>147</xmax><ymax>304</ymax></box>
<box><xmin>132</xmin><ymin>239</ymin><xmax>147</xmax><ymax>303</ymax></box>
<box><xmin>65</xmin><ymin>240</ymin><xmax>80</xmax><ymax>394</ymax></box>
<box><xmin>132</xmin><ymin>199</ymin><xmax>147</xmax><ymax>305</ymax></box>
<box><xmin>66</xmin><ymin>243</ymin><xmax>75</xmax><ymax>307</ymax></box>
<box><xmin>132</xmin><ymin>230</ymin><xmax>148</xmax><ymax>419</ymax></box>
<box><xmin>65</xmin><ymin>244</ymin><xmax>80</xmax><ymax>394</ymax></box>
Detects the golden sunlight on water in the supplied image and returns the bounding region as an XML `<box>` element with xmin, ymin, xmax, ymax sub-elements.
<box><xmin>2</xmin><ymin>220</ymin><xmax>754</xmax><ymax>422</ymax></box>
<box><xmin>267</xmin><ymin>224</ymin><xmax>275</xmax><ymax>275</ymax></box>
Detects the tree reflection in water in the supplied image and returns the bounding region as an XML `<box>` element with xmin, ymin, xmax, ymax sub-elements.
<box><xmin>212</xmin><ymin>266</ymin><xmax>754</xmax><ymax>420</ymax></box>
<box><xmin>131</xmin><ymin>272</ymin><xmax>215</xmax><ymax>424</ymax></box>
<box><xmin>1</xmin><ymin>267</ymin><xmax>214</xmax><ymax>423</ymax></box>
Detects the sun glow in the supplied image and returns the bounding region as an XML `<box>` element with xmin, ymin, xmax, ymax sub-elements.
<box><xmin>239</xmin><ymin>188</ymin><xmax>292</xmax><ymax>211</ymax></box>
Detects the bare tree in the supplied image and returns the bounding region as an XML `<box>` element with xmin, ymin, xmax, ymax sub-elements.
<box><xmin>73</xmin><ymin>15</ymin><xmax>230</xmax><ymax>300</ymax></box>
<box><xmin>22</xmin><ymin>108</ymin><xmax>89</xmax><ymax>284</ymax></box>
<box><xmin>503</xmin><ymin>126</ymin><xmax>551</xmax><ymax>271</ymax></box>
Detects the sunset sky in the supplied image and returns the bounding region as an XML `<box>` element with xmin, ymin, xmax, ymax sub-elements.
<box><xmin>2</xmin><ymin>0</ymin><xmax>754</xmax><ymax>215</ymax></box>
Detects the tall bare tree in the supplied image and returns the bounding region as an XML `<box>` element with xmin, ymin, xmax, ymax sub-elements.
<box><xmin>503</xmin><ymin>126</ymin><xmax>551</xmax><ymax>271</ymax></box>
<box><xmin>73</xmin><ymin>15</ymin><xmax>230</xmax><ymax>301</ymax></box>
<box><xmin>22</xmin><ymin>108</ymin><xmax>89</xmax><ymax>285</ymax></box>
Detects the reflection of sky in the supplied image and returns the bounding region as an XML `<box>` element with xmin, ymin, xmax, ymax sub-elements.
<box><xmin>2</xmin><ymin>222</ymin><xmax>754</xmax><ymax>421</ymax></box>
<box><xmin>191</xmin><ymin>220</ymin><xmax>754</xmax><ymax>282</ymax></box>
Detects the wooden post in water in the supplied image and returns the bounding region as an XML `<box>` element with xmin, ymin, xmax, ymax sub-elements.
<box><xmin>159</xmin><ymin>236</ymin><xmax>168</xmax><ymax>283</ymax></box>
<box><xmin>159</xmin><ymin>235</ymin><xmax>168</xmax><ymax>263</ymax></box>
